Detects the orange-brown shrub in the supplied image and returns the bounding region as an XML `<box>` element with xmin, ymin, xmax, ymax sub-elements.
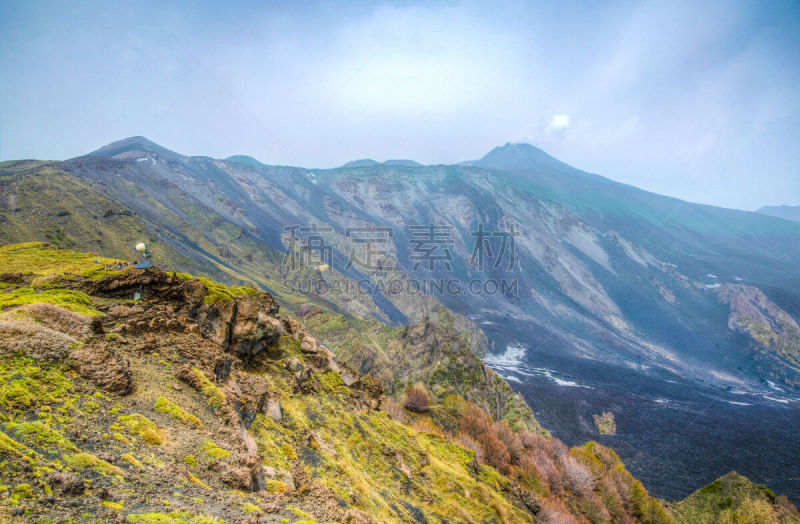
<box><xmin>480</xmin><ymin>432</ymin><xmax>511</xmax><ymax>474</ymax></box>
<box><xmin>459</xmin><ymin>403</ymin><xmax>492</xmax><ymax>439</ymax></box>
<box><xmin>519</xmin><ymin>430</ymin><xmax>553</xmax><ymax>455</ymax></box>
<box><xmin>540</xmin><ymin>496</ymin><xmax>581</xmax><ymax>524</ymax></box>
<box><xmin>383</xmin><ymin>398</ymin><xmax>407</xmax><ymax>424</ymax></box>
<box><xmin>518</xmin><ymin>454</ymin><xmax>549</xmax><ymax>496</ymax></box>
<box><xmin>454</xmin><ymin>433</ymin><xmax>485</xmax><ymax>462</ymax></box>
<box><xmin>493</xmin><ymin>421</ymin><xmax>523</xmax><ymax>463</ymax></box>
<box><xmin>532</xmin><ymin>448</ymin><xmax>563</xmax><ymax>495</ymax></box>
<box><xmin>402</xmin><ymin>386</ymin><xmax>430</xmax><ymax>413</ymax></box>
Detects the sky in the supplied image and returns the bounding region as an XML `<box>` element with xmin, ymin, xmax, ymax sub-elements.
<box><xmin>1</xmin><ymin>0</ymin><xmax>799</xmax><ymax>210</ymax></box>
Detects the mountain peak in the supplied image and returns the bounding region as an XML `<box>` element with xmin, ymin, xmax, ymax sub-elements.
<box><xmin>471</xmin><ymin>142</ymin><xmax>573</xmax><ymax>172</ymax></box>
<box><xmin>341</xmin><ymin>158</ymin><xmax>380</xmax><ymax>168</ymax></box>
<box><xmin>84</xmin><ymin>136</ymin><xmax>182</xmax><ymax>160</ymax></box>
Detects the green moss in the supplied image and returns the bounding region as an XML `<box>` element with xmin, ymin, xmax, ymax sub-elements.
<box><xmin>184</xmin><ymin>455</ymin><xmax>197</xmax><ymax>467</ymax></box>
<box><xmin>118</xmin><ymin>414</ymin><xmax>164</xmax><ymax>445</ymax></box>
<box><xmin>0</xmin><ymin>430</ymin><xmax>40</xmax><ymax>463</ymax></box>
<box><xmin>120</xmin><ymin>453</ymin><xmax>143</xmax><ymax>469</ymax></box>
<box><xmin>191</xmin><ymin>369</ymin><xmax>225</xmax><ymax>409</ymax></box>
<box><xmin>242</xmin><ymin>503</ymin><xmax>261</xmax><ymax>514</ymax></box>
<box><xmin>102</xmin><ymin>500</ymin><xmax>124</xmax><ymax>510</ymax></box>
<box><xmin>65</xmin><ymin>452</ymin><xmax>124</xmax><ymax>478</ymax></box>
<box><xmin>0</xmin><ymin>287</ymin><xmax>100</xmax><ymax>316</ymax></box>
<box><xmin>10</xmin><ymin>483</ymin><xmax>34</xmax><ymax>505</ymax></box>
<box><xmin>265</xmin><ymin>479</ymin><xmax>287</xmax><ymax>494</ymax></box>
<box><xmin>0</xmin><ymin>242</ymin><xmax>117</xmax><ymax>278</ymax></box>
<box><xmin>201</xmin><ymin>440</ymin><xmax>230</xmax><ymax>459</ymax></box>
<box><xmin>4</xmin><ymin>421</ymin><xmax>78</xmax><ymax>453</ymax></box>
<box><xmin>125</xmin><ymin>512</ymin><xmax>223</xmax><ymax>524</ymax></box>
<box><xmin>186</xmin><ymin>471</ymin><xmax>209</xmax><ymax>489</ymax></box>
<box><xmin>154</xmin><ymin>397</ymin><xmax>202</xmax><ymax>428</ymax></box>
<box><xmin>0</xmin><ymin>357</ymin><xmax>73</xmax><ymax>411</ymax></box>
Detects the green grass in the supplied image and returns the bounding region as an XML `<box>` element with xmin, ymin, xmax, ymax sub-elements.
<box><xmin>0</xmin><ymin>287</ymin><xmax>100</xmax><ymax>316</ymax></box>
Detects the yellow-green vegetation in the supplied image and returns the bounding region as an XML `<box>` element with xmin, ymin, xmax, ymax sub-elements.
<box><xmin>200</xmin><ymin>440</ymin><xmax>230</xmax><ymax>459</ymax></box>
<box><xmin>116</xmin><ymin>414</ymin><xmax>165</xmax><ymax>445</ymax></box>
<box><xmin>593</xmin><ymin>411</ymin><xmax>617</xmax><ymax>435</ymax></box>
<box><xmin>65</xmin><ymin>452</ymin><xmax>124</xmax><ymax>479</ymax></box>
<box><xmin>10</xmin><ymin>483</ymin><xmax>35</xmax><ymax>505</ymax></box>
<box><xmin>125</xmin><ymin>512</ymin><xmax>223</xmax><ymax>523</ymax></box>
<box><xmin>0</xmin><ymin>287</ymin><xmax>100</xmax><ymax>316</ymax></box>
<box><xmin>0</xmin><ymin>242</ymin><xmax>116</xmax><ymax>278</ymax></box>
<box><xmin>183</xmin><ymin>455</ymin><xmax>197</xmax><ymax>467</ymax></box>
<box><xmin>186</xmin><ymin>471</ymin><xmax>209</xmax><ymax>490</ymax></box>
<box><xmin>4</xmin><ymin>421</ymin><xmax>78</xmax><ymax>453</ymax></box>
<box><xmin>670</xmin><ymin>472</ymin><xmax>799</xmax><ymax>524</ymax></box>
<box><xmin>265</xmin><ymin>479</ymin><xmax>286</xmax><ymax>494</ymax></box>
<box><xmin>120</xmin><ymin>453</ymin><xmax>143</xmax><ymax>469</ymax></box>
<box><xmin>0</xmin><ymin>356</ymin><xmax>73</xmax><ymax>410</ymax></box>
<box><xmin>190</xmin><ymin>369</ymin><xmax>225</xmax><ymax>409</ymax></box>
<box><xmin>252</xmin><ymin>388</ymin><xmax>534</xmax><ymax>522</ymax></box>
<box><xmin>102</xmin><ymin>500</ymin><xmax>124</xmax><ymax>510</ymax></box>
<box><xmin>174</xmin><ymin>273</ymin><xmax>257</xmax><ymax>305</ymax></box>
<box><xmin>153</xmin><ymin>397</ymin><xmax>202</xmax><ymax>428</ymax></box>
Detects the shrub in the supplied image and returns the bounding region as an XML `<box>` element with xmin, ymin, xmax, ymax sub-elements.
<box><xmin>480</xmin><ymin>432</ymin><xmax>511</xmax><ymax>474</ymax></box>
<box><xmin>540</xmin><ymin>496</ymin><xmax>581</xmax><ymax>524</ymax></box>
<box><xmin>460</xmin><ymin>403</ymin><xmax>492</xmax><ymax>439</ymax></box>
<box><xmin>454</xmin><ymin>433</ymin><xmax>485</xmax><ymax>462</ymax></box>
<box><xmin>518</xmin><ymin>454</ymin><xmax>549</xmax><ymax>496</ymax></box>
<box><xmin>383</xmin><ymin>398</ymin><xmax>407</xmax><ymax>423</ymax></box>
<box><xmin>493</xmin><ymin>421</ymin><xmax>523</xmax><ymax>463</ymax></box>
<box><xmin>532</xmin><ymin>449</ymin><xmax>563</xmax><ymax>495</ymax></box>
<box><xmin>593</xmin><ymin>412</ymin><xmax>617</xmax><ymax>435</ymax></box>
<box><xmin>402</xmin><ymin>386</ymin><xmax>430</xmax><ymax>413</ymax></box>
<box><xmin>562</xmin><ymin>455</ymin><xmax>595</xmax><ymax>495</ymax></box>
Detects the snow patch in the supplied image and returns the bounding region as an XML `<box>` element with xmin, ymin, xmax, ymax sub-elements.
<box><xmin>483</xmin><ymin>343</ymin><xmax>527</xmax><ymax>368</ymax></box>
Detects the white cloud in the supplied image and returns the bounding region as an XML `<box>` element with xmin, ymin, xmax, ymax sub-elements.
<box><xmin>547</xmin><ymin>114</ymin><xmax>570</xmax><ymax>131</ymax></box>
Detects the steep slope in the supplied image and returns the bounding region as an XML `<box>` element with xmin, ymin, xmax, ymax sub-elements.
<box><xmin>0</xmin><ymin>242</ymin><xmax>692</xmax><ymax>523</ymax></box>
<box><xmin>669</xmin><ymin>472</ymin><xmax>800</xmax><ymax>523</ymax></box>
<box><xmin>757</xmin><ymin>205</ymin><xmax>800</xmax><ymax>223</ymax></box>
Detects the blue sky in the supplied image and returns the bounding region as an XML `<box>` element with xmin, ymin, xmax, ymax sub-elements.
<box><xmin>1</xmin><ymin>0</ymin><xmax>799</xmax><ymax>210</ymax></box>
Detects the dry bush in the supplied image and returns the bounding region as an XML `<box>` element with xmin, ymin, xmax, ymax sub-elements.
<box><xmin>22</xmin><ymin>303</ymin><xmax>90</xmax><ymax>338</ymax></box>
<box><xmin>580</xmin><ymin>492</ymin><xmax>611</xmax><ymax>523</ymax></box>
<box><xmin>540</xmin><ymin>496</ymin><xmax>581</xmax><ymax>524</ymax></box>
<box><xmin>598</xmin><ymin>475</ymin><xmax>627</xmax><ymax>522</ymax></box>
<box><xmin>562</xmin><ymin>455</ymin><xmax>595</xmax><ymax>495</ymax></box>
<box><xmin>402</xmin><ymin>386</ymin><xmax>430</xmax><ymax>413</ymax></box>
<box><xmin>518</xmin><ymin>454</ymin><xmax>549</xmax><ymax>496</ymax></box>
<box><xmin>454</xmin><ymin>433</ymin><xmax>485</xmax><ymax>462</ymax></box>
<box><xmin>551</xmin><ymin>438</ymin><xmax>568</xmax><ymax>458</ymax></box>
<box><xmin>460</xmin><ymin>403</ymin><xmax>492</xmax><ymax>439</ymax></box>
<box><xmin>0</xmin><ymin>318</ymin><xmax>76</xmax><ymax>361</ymax></box>
<box><xmin>411</xmin><ymin>419</ymin><xmax>441</xmax><ymax>436</ymax></box>
<box><xmin>532</xmin><ymin>448</ymin><xmax>563</xmax><ymax>495</ymax></box>
<box><xmin>607</xmin><ymin>464</ymin><xmax>632</xmax><ymax>506</ymax></box>
<box><xmin>383</xmin><ymin>398</ymin><xmax>407</xmax><ymax>424</ymax></box>
<box><xmin>480</xmin><ymin>432</ymin><xmax>511</xmax><ymax>474</ymax></box>
<box><xmin>493</xmin><ymin>421</ymin><xmax>523</xmax><ymax>463</ymax></box>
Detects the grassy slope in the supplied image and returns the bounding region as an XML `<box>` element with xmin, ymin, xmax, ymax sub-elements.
<box><xmin>0</xmin><ymin>243</ymin><xmax>534</xmax><ymax>522</ymax></box>
<box><xmin>669</xmin><ymin>472</ymin><xmax>800</xmax><ymax>523</ymax></box>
